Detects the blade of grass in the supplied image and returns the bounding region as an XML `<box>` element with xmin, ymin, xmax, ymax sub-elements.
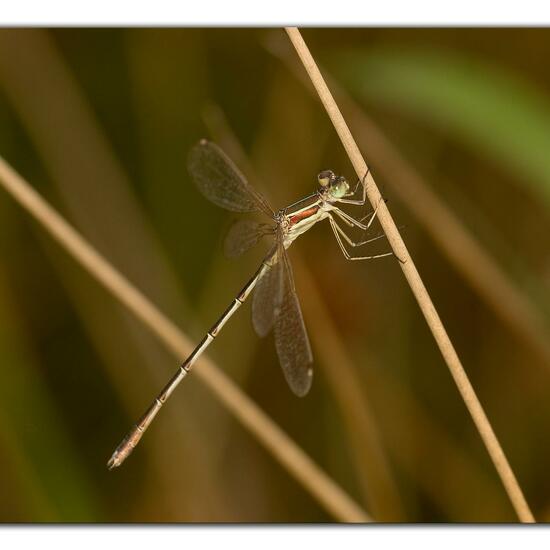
<box><xmin>0</xmin><ymin>28</ymin><xmax>228</xmax><ymax>519</ymax></box>
<box><xmin>336</xmin><ymin>47</ymin><xmax>550</xmax><ymax>210</ymax></box>
<box><xmin>0</xmin><ymin>155</ymin><xmax>371</xmax><ymax>523</ymax></box>
<box><xmin>285</xmin><ymin>26</ymin><xmax>534</xmax><ymax>523</ymax></box>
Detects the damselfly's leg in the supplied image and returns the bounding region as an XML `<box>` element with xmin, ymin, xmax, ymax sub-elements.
<box><xmin>339</xmin><ymin>168</ymin><xmax>369</xmax><ymax>205</ymax></box>
<box><xmin>332</xmin><ymin>220</ymin><xmax>388</xmax><ymax>248</ymax></box>
<box><xmin>359</xmin><ymin>199</ymin><xmax>388</xmax><ymax>223</ymax></box>
<box><xmin>332</xmin><ymin>196</ymin><xmax>384</xmax><ymax>231</ymax></box>
<box><xmin>343</xmin><ymin>169</ymin><xmax>368</xmax><ymax>198</ymax></box>
<box><xmin>328</xmin><ymin>214</ymin><xmax>393</xmax><ymax>261</ymax></box>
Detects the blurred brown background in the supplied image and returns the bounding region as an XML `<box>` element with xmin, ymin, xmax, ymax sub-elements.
<box><xmin>0</xmin><ymin>28</ymin><xmax>549</xmax><ymax>522</ymax></box>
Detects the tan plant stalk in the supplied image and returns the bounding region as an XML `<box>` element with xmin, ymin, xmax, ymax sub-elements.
<box><xmin>0</xmin><ymin>155</ymin><xmax>370</xmax><ymax>523</ymax></box>
<box><xmin>285</xmin><ymin>26</ymin><xmax>534</xmax><ymax>523</ymax></box>
<box><xmin>0</xmin><ymin>28</ymin><xmax>224</xmax><ymax>518</ymax></box>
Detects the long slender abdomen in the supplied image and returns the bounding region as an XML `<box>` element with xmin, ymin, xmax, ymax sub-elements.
<box><xmin>107</xmin><ymin>259</ymin><xmax>269</xmax><ymax>470</ymax></box>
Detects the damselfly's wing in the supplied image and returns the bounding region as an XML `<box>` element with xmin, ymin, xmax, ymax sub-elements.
<box><xmin>188</xmin><ymin>140</ymin><xmax>273</xmax><ymax>216</ymax></box>
<box><xmin>252</xmin><ymin>244</ymin><xmax>284</xmax><ymax>338</ymax></box>
<box><xmin>224</xmin><ymin>219</ymin><xmax>275</xmax><ymax>259</ymax></box>
<box><xmin>274</xmin><ymin>240</ymin><xmax>313</xmax><ymax>397</ymax></box>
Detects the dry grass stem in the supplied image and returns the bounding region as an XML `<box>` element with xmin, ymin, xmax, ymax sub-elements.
<box><xmin>0</xmin><ymin>29</ymin><xmax>225</xmax><ymax>517</ymax></box>
<box><xmin>286</xmin><ymin>26</ymin><xmax>534</xmax><ymax>523</ymax></box>
<box><xmin>0</xmin><ymin>155</ymin><xmax>370</xmax><ymax>523</ymax></box>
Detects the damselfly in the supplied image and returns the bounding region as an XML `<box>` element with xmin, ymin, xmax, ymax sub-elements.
<box><xmin>107</xmin><ymin>139</ymin><xmax>392</xmax><ymax>469</ymax></box>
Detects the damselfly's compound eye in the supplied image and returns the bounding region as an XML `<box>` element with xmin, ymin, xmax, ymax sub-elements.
<box><xmin>317</xmin><ymin>170</ymin><xmax>334</xmax><ymax>187</ymax></box>
<box><xmin>331</xmin><ymin>176</ymin><xmax>349</xmax><ymax>198</ymax></box>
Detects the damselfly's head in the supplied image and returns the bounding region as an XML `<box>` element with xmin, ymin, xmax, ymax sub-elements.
<box><xmin>318</xmin><ymin>170</ymin><xmax>350</xmax><ymax>200</ymax></box>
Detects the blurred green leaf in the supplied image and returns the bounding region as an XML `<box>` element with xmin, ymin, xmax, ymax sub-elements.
<box><xmin>333</xmin><ymin>47</ymin><xmax>550</xmax><ymax>208</ymax></box>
